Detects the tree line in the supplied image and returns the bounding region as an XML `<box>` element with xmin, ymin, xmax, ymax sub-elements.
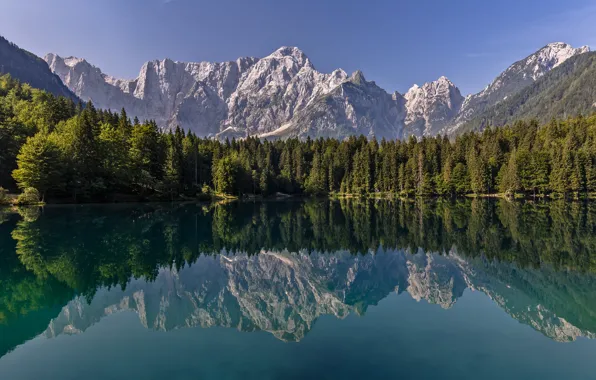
<box><xmin>1</xmin><ymin>74</ymin><xmax>596</xmax><ymax>201</ymax></box>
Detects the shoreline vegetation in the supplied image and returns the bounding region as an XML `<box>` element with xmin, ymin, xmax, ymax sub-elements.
<box><xmin>1</xmin><ymin>74</ymin><xmax>596</xmax><ymax>205</ymax></box>
<box><xmin>2</xmin><ymin>190</ymin><xmax>596</xmax><ymax>208</ymax></box>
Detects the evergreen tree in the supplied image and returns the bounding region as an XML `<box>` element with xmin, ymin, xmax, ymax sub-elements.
<box><xmin>500</xmin><ymin>150</ymin><xmax>521</xmax><ymax>194</ymax></box>
<box><xmin>468</xmin><ymin>147</ymin><xmax>489</xmax><ymax>194</ymax></box>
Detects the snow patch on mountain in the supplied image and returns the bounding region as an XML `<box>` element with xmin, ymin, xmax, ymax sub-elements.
<box><xmin>403</xmin><ymin>76</ymin><xmax>464</xmax><ymax>137</ymax></box>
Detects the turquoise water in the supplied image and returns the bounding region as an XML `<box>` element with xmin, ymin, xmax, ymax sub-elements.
<box><xmin>1</xmin><ymin>199</ymin><xmax>596</xmax><ymax>379</ymax></box>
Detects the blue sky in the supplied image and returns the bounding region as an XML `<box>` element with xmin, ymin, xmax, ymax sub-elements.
<box><xmin>1</xmin><ymin>0</ymin><xmax>595</xmax><ymax>95</ymax></box>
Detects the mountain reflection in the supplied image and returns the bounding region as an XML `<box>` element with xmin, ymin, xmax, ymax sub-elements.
<box><xmin>2</xmin><ymin>199</ymin><xmax>596</xmax><ymax>355</ymax></box>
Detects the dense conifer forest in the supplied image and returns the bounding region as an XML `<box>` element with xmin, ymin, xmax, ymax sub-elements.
<box><xmin>1</xmin><ymin>74</ymin><xmax>596</xmax><ymax>203</ymax></box>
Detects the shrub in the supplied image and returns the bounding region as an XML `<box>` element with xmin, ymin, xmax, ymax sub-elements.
<box><xmin>15</xmin><ymin>187</ymin><xmax>42</xmax><ymax>205</ymax></box>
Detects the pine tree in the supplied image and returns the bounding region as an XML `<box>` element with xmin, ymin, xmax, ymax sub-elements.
<box><xmin>129</xmin><ymin>121</ymin><xmax>164</xmax><ymax>191</ymax></box>
<box><xmin>530</xmin><ymin>151</ymin><xmax>550</xmax><ymax>195</ymax></box>
<box><xmin>451</xmin><ymin>163</ymin><xmax>469</xmax><ymax>194</ymax></box>
<box><xmin>468</xmin><ymin>147</ymin><xmax>489</xmax><ymax>194</ymax></box>
<box><xmin>500</xmin><ymin>150</ymin><xmax>520</xmax><ymax>195</ymax></box>
<box><xmin>98</xmin><ymin>122</ymin><xmax>130</xmax><ymax>190</ymax></box>
<box><xmin>305</xmin><ymin>148</ymin><xmax>327</xmax><ymax>194</ymax></box>
<box><xmin>279</xmin><ymin>144</ymin><xmax>294</xmax><ymax>193</ymax></box>
<box><xmin>292</xmin><ymin>144</ymin><xmax>305</xmax><ymax>191</ymax></box>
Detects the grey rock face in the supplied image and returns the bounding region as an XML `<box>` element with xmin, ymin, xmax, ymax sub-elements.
<box><xmin>45</xmin><ymin>53</ymin><xmax>258</xmax><ymax>136</ymax></box>
<box><xmin>261</xmin><ymin>71</ymin><xmax>407</xmax><ymax>140</ymax></box>
<box><xmin>403</xmin><ymin>76</ymin><xmax>464</xmax><ymax>137</ymax></box>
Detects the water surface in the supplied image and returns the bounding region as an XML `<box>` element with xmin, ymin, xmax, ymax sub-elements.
<box><xmin>1</xmin><ymin>199</ymin><xmax>596</xmax><ymax>379</ymax></box>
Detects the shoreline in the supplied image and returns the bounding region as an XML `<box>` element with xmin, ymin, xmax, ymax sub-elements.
<box><xmin>2</xmin><ymin>191</ymin><xmax>596</xmax><ymax>207</ymax></box>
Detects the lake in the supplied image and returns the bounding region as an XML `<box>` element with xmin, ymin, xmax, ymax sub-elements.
<box><xmin>1</xmin><ymin>199</ymin><xmax>596</xmax><ymax>379</ymax></box>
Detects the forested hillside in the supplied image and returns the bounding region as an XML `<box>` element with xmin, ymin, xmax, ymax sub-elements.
<box><xmin>0</xmin><ymin>36</ymin><xmax>77</xmax><ymax>101</ymax></box>
<box><xmin>460</xmin><ymin>51</ymin><xmax>596</xmax><ymax>134</ymax></box>
<box><xmin>1</xmin><ymin>74</ymin><xmax>596</xmax><ymax>202</ymax></box>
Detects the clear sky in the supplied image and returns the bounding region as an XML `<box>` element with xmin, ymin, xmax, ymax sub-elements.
<box><xmin>1</xmin><ymin>0</ymin><xmax>595</xmax><ymax>95</ymax></box>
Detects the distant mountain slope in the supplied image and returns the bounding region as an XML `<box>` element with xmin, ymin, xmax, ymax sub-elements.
<box><xmin>0</xmin><ymin>36</ymin><xmax>76</xmax><ymax>100</ymax></box>
<box><xmin>457</xmin><ymin>51</ymin><xmax>596</xmax><ymax>133</ymax></box>
<box><xmin>444</xmin><ymin>42</ymin><xmax>590</xmax><ymax>135</ymax></box>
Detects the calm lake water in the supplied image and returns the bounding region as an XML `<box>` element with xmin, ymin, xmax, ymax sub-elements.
<box><xmin>1</xmin><ymin>199</ymin><xmax>596</xmax><ymax>379</ymax></box>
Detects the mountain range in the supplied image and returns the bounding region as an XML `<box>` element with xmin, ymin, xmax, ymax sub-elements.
<box><xmin>43</xmin><ymin>42</ymin><xmax>591</xmax><ymax>139</ymax></box>
<box><xmin>0</xmin><ymin>35</ymin><xmax>594</xmax><ymax>139</ymax></box>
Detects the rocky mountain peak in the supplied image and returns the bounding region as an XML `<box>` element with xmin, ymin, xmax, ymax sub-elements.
<box><xmin>45</xmin><ymin>53</ymin><xmax>86</xmax><ymax>68</ymax></box>
<box><xmin>263</xmin><ymin>46</ymin><xmax>312</xmax><ymax>70</ymax></box>
<box><xmin>44</xmin><ymin>53</ymin><xmax>119</xmax><ymax>102</ymax></box>
<box><xmin>543</xmin><ymin>42</ymin><xmax>589</xmax><ymax>58</ymax></box>
<box><xmin>407</xmin><ymin>83</ymin><xmax>420</xmax><ymax>92</ymax></box>
<box><xmin>350</xmin><ymin>69</ymin><xmax>366</xmax><ymax>84</ymax></box>
<box><xmin>403</xmin><ymin>76</ymin><xmax>464</xmax><ymax>137</ymax></box>
<box><xmin>45</xmin><ymin>53</ymin><xmax>94</xmax><ymax>76</ymax></box>
<box><xmin>270</xmin><ymin>46</ymin><xmax>307</xmax><ymax>59</ymax></box>
<box><xmin>330</xmin><ymin>68</ymin><xmax>348</xmax><ymax>80</ymax></box>
<box><xmin>405</xmin><ymin>76</ymin><xmax>459</xmax><ymax>99</ymax></box>
<box><xmin>524</xmin><ymin>42</ymin><xmax>590</xmax><ymax>79</ymax></box>
<box><xmin>437</xmin><ymin>75</ymin><xmax>452</xmax><ymax>83</ymax></box>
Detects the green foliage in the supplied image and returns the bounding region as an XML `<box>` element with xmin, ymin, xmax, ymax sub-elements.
<box><xmin>15</xmin><ymin>188</ymin><xmax>41</xmax><ymax>205</ymax></box>
<box><xmin>451</xmin><ymin>163</ymin><xmax>470</xmax><ymax>194</ymax></box>
<box><xmin>499</xmin><ymin>149</ymin><xmax>521</xmax><ymax>194</ymax></box>
<box><xmin>2</xmin><ymin>74</ymin><xmax>596</xmax><ymax>201</ymax></box>
<box><xmin>213</xmin><ymin>155</ymin><xmax>240</xmax><ymax>194</ymax></box>
<box><xmin>0</xmin><ymin>74</ymin><xmax>76</xmax><ymax>190</ymax></box>
<box><xmin>12</xmin><ymin>133</ymin><xmax>63</xmax><ymax>197</ymax></box>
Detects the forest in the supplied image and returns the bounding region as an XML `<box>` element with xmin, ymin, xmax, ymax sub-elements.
<box><xmin>1</xmin><ymin>73</ymin><xmax>596</xmax><ymax>203</ymax></box>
